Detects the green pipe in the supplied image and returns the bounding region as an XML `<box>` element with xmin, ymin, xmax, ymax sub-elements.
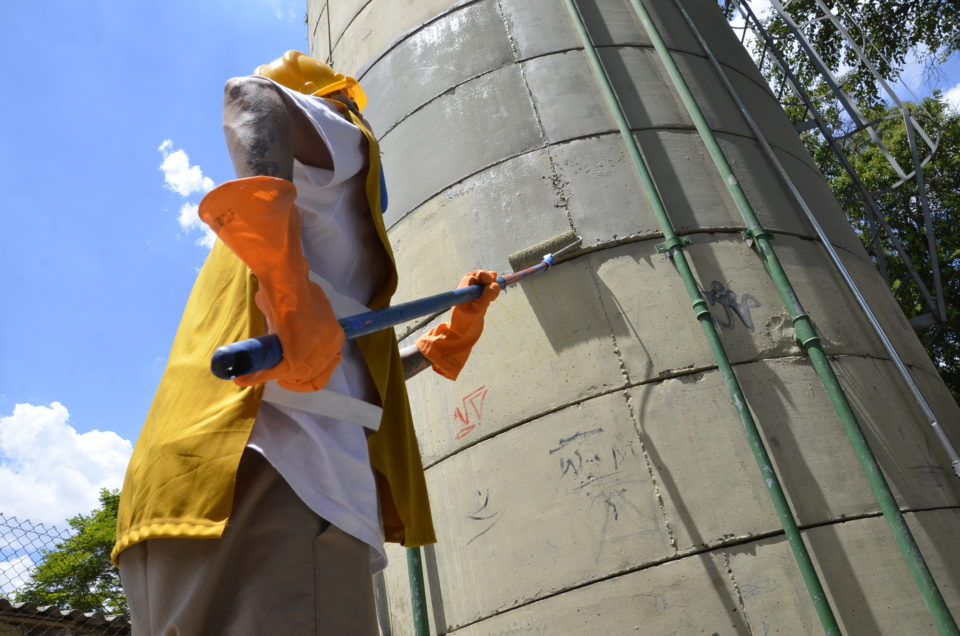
<box><xmin>624</xmin><ymin>1</ymin><xmax>958</xmax><ymax>633</ymax></box>
<box><xmin>677</xmin><ymin>0</ymin><xmax>960</xmax><ymax>478</ymax></box>
<box><xmin>561</xmin><ymin>1</ymin><xmax>840</xmax><ymax>633</ymax></box>
<box><xmin>406</xmin><ymin>546</ymin><xmax>430</xmax><ymax>636</ymax></box>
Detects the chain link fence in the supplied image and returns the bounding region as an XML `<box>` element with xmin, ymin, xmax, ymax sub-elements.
<box><xmin>0</xmin><ymin>513</ymin><xmax>128</xmax><ymax>635</ymax></box>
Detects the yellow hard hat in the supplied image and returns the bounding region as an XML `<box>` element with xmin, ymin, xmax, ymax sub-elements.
<box><xmin>254</xmin><ymin>50</ymin><xmax>367</xmax><ymax>112</ymax></box>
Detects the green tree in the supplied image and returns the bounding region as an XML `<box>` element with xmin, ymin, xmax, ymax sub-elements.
<box><xmin>724</xmin><ymin>0</ymin><xmax>960</xmax><ymax>400</ymax></box>
<box><xmin>799</xmin><ymin>94</ymin><xmax>960</xmax><ymax>399</ymax></box>
<box><xmin>16</xmin><ymin>489</ymin><xmax>127</xmax><ymax>616</ymax></box>
<box><xmin>756</xmin><ymin>0</ymin><xmax>960</xmax><ymax>106</ymax></box>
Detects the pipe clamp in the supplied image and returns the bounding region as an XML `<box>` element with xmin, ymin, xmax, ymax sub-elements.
<box><xmin>656</xmin><ymin>236</ymin><xmax>691</xmax><ymax>254</ymax></box>
<box><xmin>741</xmin><ymin>228</ymin><xmax>774</xmax><ymax>248</ymax></box>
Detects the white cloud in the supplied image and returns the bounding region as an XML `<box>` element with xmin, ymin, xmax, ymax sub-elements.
<box><xmin>944</xmin><ymin>82</ymin><xmax>960</xmax><ymax>112</ymax></box>
<box><xmin>177</xmin><ymin>201</ymin><xmax>199</xmax><ymax>230</ymax></box>
<box><xmin>901</xmin><ymin>47</ymin><xmax>930</xmax><ymax>88</ymax></box>
<box><xmin>0</xmin><ymin>403</ymin><xmax>132</xmax><ymax>526</ymax></box>
<box><xmin>891</xmin><ymin>44</ymin><xmax>938</xmax><ymax>102</ymax></box>
<box><xmin>158</xmin><ymin>140</ymin><xmax>214</xmax><ymax>197</ymax></box>
<box><xmin>177</xmin><ymin>202</ymin><xmax>217</xmax><ymax>249</ymax></box>
<box><xmin>158</xmin><ymin>139</ymin><xmax>217</xmax><ymax>249</ymax></box>
<box><xmin>0</xmin><ymin>555</ymin><xmax>35</xmax><ymax>595</ymax></box>
<box><xmin>263</xmin><ymin>0</ymin><xmax>299</xmax><ymax>21</ymax></box>
<box><xmin>727</xmin><ymin>0</ymin><xmax>774</xmax><ymax>68</ymax></box>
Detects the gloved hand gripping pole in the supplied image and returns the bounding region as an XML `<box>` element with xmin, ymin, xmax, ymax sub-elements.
<box><xmin>210</xmin><ymin>239</ymin><xmax>581</xmax><ymax>380</ymax></box>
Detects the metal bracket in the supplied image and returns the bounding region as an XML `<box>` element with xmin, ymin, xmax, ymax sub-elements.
<box><xmin>656</xmin><ymin>236</ymin><xmax>691</xmax><ymax>254</ymax></box>
<box><xmin>741</xmin><ymin>228</ymin><xmax>773</xmax><ymax>249</ymax></box>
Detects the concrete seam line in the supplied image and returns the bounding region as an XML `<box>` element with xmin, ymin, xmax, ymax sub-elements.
<box><xmin>514</xmin><ymin>44</ymin><xmax>778</xmax><ymax>105</ymax></box>
<box><xmin>310</xmin><ymin>4</ymin><xmax>323</xmax><ymax>40</ymax></box>
<box><xmin>627</xmin><ymin>388</ymin><xmax>681</xmax><ymax>553</ymax></box>
<box><xmin>436</xmin><ymin>37</ymin><xmax>784</xmax><ymax>103</ymax></box>
<box><xmin>373</xmin><ymin>60</ymin><xmax>515</xmax><ymax>139</ymax></box>
<box><xmin>385</xmin><ymin>231</ymin><xmax>874</xmax><ymax>313</ymax></box>
<box><xmin>420</xmin><ymin>383</ymin><xmax>645</xmax><ymax>470</ymax></box>
<box><xmin>783</xmin><ymin>506</ymin><xmax>960</xmax><ymax>538</ymax></box>
<box><xmin>679</xmin><ymin>0</ymin><xmax>954</xmax><ymax>470</ymax></box>
<box><xmin>365</xmin><ymin>39</ymin><xmax>774</xmax><ymax>139</ymax></box>
<box><xmin>438</xmin><ymin>525</ymin><xmax>787</xmax><ymax>632</ymax></box>
<box><xmin>325</xmin><ymin>3</ymin><xmax>333</xmax><ymax>66</ymax></box>
<box><xmin>586</xmin><ymin>265</ymin><xmax>633</xmax><ymax>390</ymax></box>
<box><xmin>374</xmin><ymin>63</ymin><xmax>813</xmax><ymax>168</ymax></box>
<box><xmin>544</xmin><ymin>151</ymin><xmax>577</xmax><ymax>232</ymax></box>
<box><xmin>350</xmin><ymin>0</ymin><xmax>483</xmax><ymax>79</ymax></box>
<box><xmin>392</xmin><ymin>214</ymin><xmax>919</xmax><ymax>351</ymax></box>
<box><xmin>720</xmin><ymin>551</ymin><xmax>753</xmax><ymax>628</ymax></box>
<box><xmin>383</xmin><ymin>130</ymin><xmax>550</xmax><ymax>232</ymax></box>
<box><xmin>385</xmin><ymin>224</ymin><xmax>859</xmax><ymax>267</ymax></box>
<box><xmin>581</xmin><ymin>42</ymin><xmax>784</xmax><ymax>103</ymax></box>
<box><xmin>581</xmin><ymin>222</ymin><xmax>721</xmax><ymax>565</ymax></box>
<box><xmin>439</xmin><ymin>505</ymin><xmax>960</xmax><ymax>632</ymax></box>
<box><xmin>343</xmin><ymin>2</ymin><xmax>774</xmax><ymax>100</ymax></box>
<box><xmin>329</xmin><ymin>0</ymin><xmax>375</xmax><ymax>62</ymax></box>
<box><xmin>494</xmin><ymin>0</ymin><xmax>549</xmax><ymax>146</ymax></box>
<box><xmin>419</xmin><ymin>365</ymin><xmax>726</xmax><ymax>471</ymax></box>
<box><xmin>381</xmin><ymin>126</ymin><xmax>820</xmax><ymax>231</ymax></box>
<box><xmin>620</xmin><ymin>381</ymin><xmax>681</xmax><ymax>553</ymax></box>
<box><xmin>631</xmin><ymin>0</ymin><xmax>955</xmax><ymax>623</ymax></box>
<box><xmin>419</xmin><ymin>349</ymin><xmax>942</xmax><ymax>471</ymax></box>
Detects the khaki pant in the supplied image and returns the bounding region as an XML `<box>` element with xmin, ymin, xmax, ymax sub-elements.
<box><xmin>118</xmin><ymin>450</ymin><xmax>378</xmax><ymax>635</ymax></box>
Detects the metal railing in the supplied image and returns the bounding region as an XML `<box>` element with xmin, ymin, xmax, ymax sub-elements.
<box><xmin>0</xmin><ymin>513</ymin><xmax>129</xmax><ymax>635</ymax></box>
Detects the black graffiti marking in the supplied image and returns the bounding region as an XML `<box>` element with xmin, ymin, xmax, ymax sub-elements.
<box><xmin>600</xmin><ymin>487</ymin><xmax>628</xmax><ymax>521</ymax></box>
<box><xmin>558</xmin><ymin>440</ymin><xmax>636</xmax><ymax>484</ymax></box>
<box><xmin>548</xmin><ymin>427</ymin><xmax>604</xmax><ymax>454</ymax></box>
<box><xmin>466</xmin><ymin>489</ymin><xmax>502</xmax><ymax>545</ymax></box>
<box><xmin>702</xmin><ymin>280</ymin><xmax>761</xmax><ymax>330</ymax></box>
<box><xmin>466</xmin><ymin>490</ymin><xmax>498</xmax><ymax>521</ymax></box>
<box><xmin>560</xmin><ymin>450</ymin><xmax>583</xmax><ymax>479</ymax></box>
<box><xmin>612</xmin><ymin>439</ymin><xmax>638</xmax><ymax>470</ymax></box>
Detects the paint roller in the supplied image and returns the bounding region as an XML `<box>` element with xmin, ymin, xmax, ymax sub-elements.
<box><xmin>210</xmin><ymin>230</ymin><xmax>583</xmax><ymax>380</ymax></box>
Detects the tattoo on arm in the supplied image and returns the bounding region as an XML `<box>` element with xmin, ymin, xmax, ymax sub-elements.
<box><xmin>400</xmin><ymin>344</ymin><xmax>433</xmax><ymax>380</ymax></box>
<box><xmin>245</xmin><ymin>120</ymin><xmax>281</xmax><ymax>176</ymax></box>
<box><xmin>223</xmin><ymin>79</ymin><xmax>295</xmax><ymax>180</ymax></box>
<box><xmin>251</xmin><ymin>161</ymin><xmax>281</xmax><ymax>177</ymax></box>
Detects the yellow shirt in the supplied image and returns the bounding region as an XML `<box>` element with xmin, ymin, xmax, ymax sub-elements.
<box><xmin>112</xmin><ymin>116</ymin><xmax>435</xmax><ymax>564</ymax></box>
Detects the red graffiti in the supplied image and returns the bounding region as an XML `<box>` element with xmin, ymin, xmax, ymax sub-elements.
<box><xmin>453</xmin><ymin>386</ymin><xmax>488</xmax><ymax>440</ymax></box>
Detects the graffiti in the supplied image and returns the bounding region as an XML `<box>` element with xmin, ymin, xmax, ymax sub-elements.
<box><xmin>466</xmin><ymin>488</ymin><xmax>502</xmax><ymax>545</ymax></box>
<box><xmin>551</xmin><ymin>429</ymin><xmax>642</xmax><ymax>528</ymax></box>
<box><xmin>453</xmin><ymin>386</ymin><xmax>488</xmax><ymax>440</ymax></box>
<box><xmin>491</xmin><ymin>622</ymin><xmax>548</xmax><ymax>636</ymax></box>
<box><xmin>739</xmin><ymin>577</ymin><xmax>778</xmax><ymax>599</ymax></box>
<box><xmin>491</xmin><ymin>623</ymin><xmax>548</xmax><ymax>636</ymax></box>
<box><xmin>551</xmin><ymin>428</ymin><xmax>604</xmax><ymax>480</ymax></box>
<box><xmin>702</xmin><ymin>280</ymin><xmax>761</xmax><ymax>330</ymax></box>
<box><xmin>655</xmin><ymin>593</ymin><xmax>670</xmax><ymax>614</ymax></box>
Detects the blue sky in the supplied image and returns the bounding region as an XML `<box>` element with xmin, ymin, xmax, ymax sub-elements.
<box><xmin>0</xmin><ymin>0</ymin><xmax>307</xmax><ymax>525</ymax></box>
<box><xmin>0</xmin><ymin>1</ymin><xmax>958</xmax><ymax>530</ymax></box>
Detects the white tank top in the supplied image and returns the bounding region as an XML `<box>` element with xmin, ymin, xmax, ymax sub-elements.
<box><xmin>245</xmin><ymin>86</ymin><xmax>389</xmax><ymax>572</ymax></box>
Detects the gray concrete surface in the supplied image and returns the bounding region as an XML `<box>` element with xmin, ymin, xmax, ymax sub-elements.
<box><xmin>441</xmin><ymin>510</ymin><xmax>960</xmax><ymax>634</ymax></box>
<box><xmin>309</xmin><ymin>0</ymin><xmax>960</xmax><ymax>632</ymax></box>
<box><xmin>361</xmin><ymin>1</ymin><xmax>514</xmax><ymax>136</ymax></box>
<box><xmin>378</xmin><ymin>63</ymin><xmax>545</xmax><ymax>224</ymax></box>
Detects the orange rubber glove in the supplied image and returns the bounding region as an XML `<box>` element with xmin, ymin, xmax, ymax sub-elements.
<box><xmin>198</xmin><ymin>176</ymin><xmax>345</xmax><ymax>392</ymax></box>
<box><xmin>416</xmin><ymin>270</ymin><xmax>500</xmax><ymax>380</ymax></box>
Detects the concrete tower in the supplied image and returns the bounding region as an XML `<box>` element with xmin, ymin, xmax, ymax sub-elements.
<box><xmin>308</xmin><ymin>0</ymin><xmax>960</xmax><ymax>633</ymax></box>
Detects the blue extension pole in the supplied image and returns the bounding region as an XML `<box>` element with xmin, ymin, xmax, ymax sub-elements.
<box><xmin>209</xmin><ymin>244</ymin><xmax>577</xmax><ymax>380</ymax></box>
<box><xmin>211</xmin><ymin>284</ymin><xmax>487</xmax><ymax>379</ymax></box>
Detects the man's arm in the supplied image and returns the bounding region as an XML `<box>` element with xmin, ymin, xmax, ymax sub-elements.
<box><xmin>399</xmin><ymin>344</ymin><xmax>433</xmax><ymax>380</ymax></box>
<box><xmin>222</xmin><ymin>76</ymin><xmax>335</xmax><ymax>179</ymax></box>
